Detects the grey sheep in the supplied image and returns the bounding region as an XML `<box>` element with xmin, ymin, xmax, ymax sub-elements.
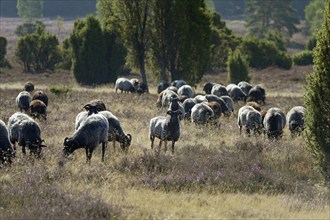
<box><xmin>157</xmin><ymin>80</ymin><xmax>170</xmax><ymax>94</ymax></box>
<box><xmin>177</xmin><ymin>85</ymin><xmax>194</xmax><ymax>99</ymax></box>
<box><xmin>220</xmin><ymin>95</ymin><xmax>234</xmax><ymax>112</ymax></box>
<box><xmin>193</xmin><ymin>95</ymin><xmax>207</xmax><ymax>103</ymax></box>
<box><xmin>149</xmin><ymin>110</ymin><xmax>181</xmax><ymax>153</ymax></box>
<box><xmin>0</xmin><ymin>120</ymin><xmax>15</xmax><ymax>164</ymax></box>
<box><xmin>29</xmin><ymin>99</ymin><xmax>47</xmax><ymax>120</ymax></box>
<box><xmin>238</xmin><ymin>81</ymin><xmax>253</xmax><ymax>95</ymax></box>
<box><xmin>168</xmin><ymin>97</ymin><xmax>185</xmax><ymax>120</ymax></box>
<box><xmin>171</xmin><ymin>80</ymin><xmax>187</xmax><ymax>89</ymax></box>
<box><xmin>64</xmin><ymin>114</ymin><xmax>109</xmax><ymax>162</ymax></box>
<box><xmin>286</xmin><ymin>106</ymin><xmax>305</xmax><ymax>136</ymax></box>
<box><xmin>182</xmin><ymin>98</ymin><xmax>197</xmax><ymax>119</ymax></box>
<box><xmin>226</xmin><ymin>84</ymin><xmax>246</xmax><ymax>101</ymax></box>
<box><xmin>157</xmin><ymin>89</ymin><xmax>180</xmax><ymax>108</ymax></box>
<box><xmin>237</xmin><ymin>106</ymin><xmax>262</xmax><ymax>136</ymax></box>
<box><xmin>211</xmin><ymin>84</ymin><xmax>229</xmax><ymax>97</ymax></box>
<box><xmin>205</xmin><ymin>95</ymin><xmax>231</xmax><ymax>116</ymax></box>
<box><xmin>16</xmin><ymin>91</ymin><xmax>31</xmax><ymax>112</ymax></box>
<box><xmin>263</xmin><ymin>107</ymin><xmax>286</xmax><ymax>139</ymax></box>
<box><xmin>130</xmin><ymin>78</ymin><xmax>140</xmax><ymax>91</ymax></box>
<box><xmin>115</xmin><ymin>77</ymin><xmax>136</xmax><ymax>93</ymax></box>
<box><xmin>7</xmin><ymin>112</ymin><xmax>46</xmax><ymax>158</ymax></box>
<box><xmin>191</xmin><ymin>103</ymin><xmax>215</xmax><ymax>125</ymax></box>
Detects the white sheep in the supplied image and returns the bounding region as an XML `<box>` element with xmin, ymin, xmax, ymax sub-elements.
<box><xmin>237</xmin><ymin>106</ymin><xmax>262</xmax><ymax>136</ymax></box>
<box><xmin>16</xmin><ymin>91</ymin><xmax>31</xmax><ymax>112</ymax></box>
<box><xmin>191</xmin><ymin>103</ymin><xmax>215</xmax><ymax>125</ymax></box>
<box><xmin>115</xmin><ymin>77</ymin><xmax>136</xmax><ymax>93</ymax></box>
<box><xmin>286</xmin><ymin>106</ymin><xmax>305</xmax><ymax>136</ymax></box>
<box><xmin>64</xmin><ymin>114</ymin><xmax>109</xmax><ymax>163</ymax></box>
<box><xmin>211</xmin><ymin>84</ymin><xmax>229</xmax><ymax>97</ymax></box>
<box><xmin>7</xmin><ymin>112</ymin><xmax>46</xmax><ymax>158</ymax></box>
<box><xmin>177</xmin><ymin>85</ymin><xmax>194</xmax><ymax>99</ymax></box>
<box><xmin>226</xmin><ymin>84</ymin><xmax>246</xmax><ymax>101</ymax></box>
<box><xmin>0</xmin><ymin>119</ymin><xmax>15</xmax><ymax>164</ymax></box>
<box><xmin>149</xmin><ymin>110</ymin><xmax>181</xmax><ymax>153</ymax></box>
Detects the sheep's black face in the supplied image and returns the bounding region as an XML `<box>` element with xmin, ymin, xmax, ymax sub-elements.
<box><xmin>63</xmin><ymin>138</ymin><xmax>78</xmax><ymax>156</ymax></box>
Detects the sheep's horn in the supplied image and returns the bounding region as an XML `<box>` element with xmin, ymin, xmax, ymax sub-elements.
<box><xmin>82</xmin><ymin>104</ymin><xmax>92</xmax><ymax>110</ymax></box>
<box><xmin>127</xmin><ymin>134</ymin><xmax>132</xmax><ymax>141</ymax></box>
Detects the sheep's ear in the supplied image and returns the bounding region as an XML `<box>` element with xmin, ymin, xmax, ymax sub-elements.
<box><xmin>83</xmin><ymin>104</ymin><xmax>91</xmax><ymax>111</ymax></box>
<box><xmin>127</xmin><ymin>134</ymin><xmax>132</xmax><ymax>141</ymax></box>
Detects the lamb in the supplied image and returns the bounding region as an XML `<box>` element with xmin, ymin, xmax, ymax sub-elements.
<box><xmin>211</xmin><ymin>84</ymin><xmax>229</xmax><ymax>97</ymax></box>
<box><xmin>149</xmin><ymin>110</ymin><xmax>181</xmax><ymax>153</ymax></box>
<box><xmin>24</xmin><ymin>81</ymin><xmax>34</xmax><ymax>93</ymax></box>
<box><xmin>226</xmin><ymin>84</ymin><xmax>246</xmax><ymax>101</ymax></box>
<box><xmin>191</xmin><ymin>103</ymin><xmax>215</xmax><ymax>125</ymax></box>
<box><xmin>75</xmin><ymin>111</ymin><xmax>132</xmax><ymax>152</ymax></box>
<box><xmin>202</xmin><ymin>82</ymin><xmax>215</xmax><ymax>94</ymax></box>
<box><xmin>7</xmin><ymin>112</ymin><xmax>46</xmax><ymax>158</ymax></box>
<box><xmin>263</xmin><ymin>107</ymin><xmax>286</xmax><ymax>139</ymax></box>
<box><xmin>246</xmin><ymin>85</ymin><xmax>266</xmax><ymax>104</ymax></box>
<box><xmin>177</xmin><ymin>85</ymin><xmax>194</xmax><ymax>99</ymax></box>
<box><xmin>237</xmin><ymin>106</ymin><xmax>262</xmax><ymax>136</ymax></box>
<box><xmin>32</xmin><ymin>90</ymin><xmax>49</xmax><ymax>106</ymax></box>
<box><xmin>16</xmin><ymin>91</ymin><xmax>31</xmax><ymax>112</ymax></box>
<box><xmin>29</xmin><ymin>99</ymin><xmax>47</xmax><ymax>120</ymax></box>
<box><xmin>238</xmin><ymin>81</ymin><xmax>253</xmax><ymax>95</ymax></box>
<box><xmin>115</xmin><ymin>77</ymin><xmax>136</xmax><ymax>93</ymax></box>
<box><xmin>286</xmin><ymin>106</ymin><xmax>305</xmax><ymax>136</ymax></box>
<box><xmin>64</xmin><ymin>114</ymin><xmax>109</xmax><ymax>162</ymax></box>
<box><xmin>0</xmin><ymin>120</ymin><xmax>15</xmax><ymax>164</ymax></box>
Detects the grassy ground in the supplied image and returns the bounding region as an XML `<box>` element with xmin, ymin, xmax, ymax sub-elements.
<box><xmin>0</xmin><ymin>17</ymin><xmax>329</xmax><ymax>219</ymax></box>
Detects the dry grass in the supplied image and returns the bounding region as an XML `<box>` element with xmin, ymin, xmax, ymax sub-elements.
<box><xmin>0</xmin><ymin>18</ymin><xmax>329</xmax><ymax>219</ymax></box>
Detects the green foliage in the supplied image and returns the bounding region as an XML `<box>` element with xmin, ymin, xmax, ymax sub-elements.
<box><xmin>304</xmin><ymin>0</ymin><xmax>324</xmax><ymax>34</ymax></box>
<box><xmin>49</xmin><ymin>85</ymin><xmax>72</xmax><ymax>96</ymax></box>
<box><xmin>264</xmin><ymin>30</ymin><xmax>287</xmax><ymax>51</ymax></box>
<box><xmin>227</xmin><ymin>49</ymin><xmax>250</xmax><ymax>84</ymax></box>
<box><xmin>245</xmin><ymin>0</ymin><xmax>299</xmax><ymax>37</ymax></box>
<box><xmin>15</xmin><ymin>29</ymin><xmax>61</xmax><ymax>73</ymax></box>
<box><xmin>56</xmin><ymin>38</ymin><xmax>72</xmax><ymax>70</ymax></box>
<box><xmin>239</xmin><ymin>36</ymin><xmax>292</xmax><ymax>69</ymax></box>
<box><xmin>17</xmin><ymin>0</ymin><xmax>43</xmax><ymax>19</ymax></box>
<box><xmin>304</xmin><ymin>0</ymin><xmax>330</xmax><ymax>183</ymax></box>
<box><xmin>306</xmin><ymin>35</ymin><xmax>317</xmax><ymax>51</ymax></box>
<box><xmin>0</xmin><ymin>36</ymin><xmax>7</xmax><ymax>66</ymax></box>
<box><xmin>15</xmin><ymin>20</ymin><xmax>45</xmax><ymax>37</ymax></box>
<box><xmin>293</xmin><ymin>51</ymin><xmax>314</xmax><ymax>66</ymax></box>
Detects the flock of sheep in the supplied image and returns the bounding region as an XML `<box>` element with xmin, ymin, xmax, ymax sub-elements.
<box><xmin>0</xmin><ymin>77</ymin><xmax>305</xmax><ymax>164</ymax></box>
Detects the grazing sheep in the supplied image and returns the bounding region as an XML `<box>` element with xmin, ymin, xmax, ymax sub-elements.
<box><xmin>24</xmin><ymin>81</ymin><xmax>34</xmax><ymax>93</ymax></box>
<box><xmin>246</xmin><ymin>101</ymin><xmax>261</xmax><ymax>112</ymax></box>
<box><xmin>157</xmin><ymin>80</ymin><xmax>170</xmax><ymax>94</ymax></box>
<box><xmin>211</xmin><ymin>84</ymin><xmax>229</xmax><ymax>97</ymax></box>
<box><xmin>32</xmin><ymin>90</ymin><xmax>49</xmax><ymax>106</ymax></box>
<box><xmin>226</xmin><ymin>84</ymin><xmax>246</xmax><ymax>101</ymax></box>
<box><xmin>182</xmin><ymin>98</ymin><xmax>197</xmax><ymax>119</ymax></box>
<box><xmin>149</xmin><ymin>110</ymin><xmax>181</xmax><ymax>153</ymax></box>
<box><xmin>205</xmin><ymin>95</ymin><xmax>231</xmax><ymax>116</ymax></box>
<box><xmin>157</xmin><ymin>89</ymin><xmax>180</xmax><ymax>108</ymax></box>
<box><xmin>286</xmin><ymin>106</ymin><xmax>305</xmax><ymax>136</ymax></box>
<box><xmin>206</xmin><ymin>101</ymin><xmax>222</xmax><ymax>119</ymax></box>
<box><xmin>171</xmin><ymin>80</ymin><xmax>187</xmax><ymax>89</ymax></box>
<box><xmin>115</xmin><ymin>78</ymin><xmax>136</xmax><ymax>93</ymax></box>
<box><xmin>178</xmin><ymin>85</ymin><xmax>194</xmax><ymax>99</ymax></box>
<box><xmin>220</xmin><ymin>95</ymin><xmax>234</xmax><ymax>112</ymax></box>
<box><xmin>0</xmin><ymin>120</ymin><xmax>15</xmax><ymax>164</ymax></box>
<box><xmin>7</xmin><ymin>112</ymin><xmax>46</xmax><ymax>158</ymax></box>
<box><xmin>246</xmin><ymin>85</ymin><xmax>266</xmax><ymax>104</ymax></box>
<box><xmin>263</xmin><ymin>107</ymin><xmax>286</xmax><ymax>139</ymax></box>
<box><xmin>64</xmin><ymin>114</ymin><xmax>109</xmax><ymax>162</ymax></box>
<box><xmin>191</xmin><ymin>103</ymin><xmax>215</xmax><ymax>125</ymax></box>
<box><xmin>29</xmin><ymin>99</ymin><xmax>47</xmax><ymax>120</ymax></box>
<box><xmin>202</xmin><ymin>82</ymin><xmax>216</xmax><ymax>94</ymax></box>
<box><xmin>193</xmin><ymin>95</ymin><xmax>207</xmax><ymax>103</ymax></box>
<box><xmin>83</xmin><ymin>100</ymin><xmax>107</xmax><ymax>115</ymax></box>
<box><xmin>238</xmin><ymin>81</ymin><xmax>253</xmax><ymax>95</ymax></box>
<box><xmin>237</xmin><ymin>106</ymin><xmax>262</xmax><ymax>136</ymax></box>
<box><xmin>130</xmin><ymin>78</ymin><xmax>140</xmax><ymax>91</ymax></box>
<box><xmin>16</xmin><ymin>91</ymin><xmax>31</xmax><ymax>112</ymax></box>
<box><xmin>137</xmin><ymin>82</ymin><xmax>148</xmax><ymax>94</ymax></box>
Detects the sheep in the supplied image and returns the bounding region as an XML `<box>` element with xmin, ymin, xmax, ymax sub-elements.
<box><xmin>220</xmin><ymin>95</ymin><xmax>234</xmax><ymax>112</ymax></box>
<box><xmin>149</xmin><ymin>110</ymin><xmax>181</xmax><ymax>153</ymax></box>
<box><xmin>171</xmin><ymin>79</ymin><xmax>187</xmax><ymax>89</ymax></box>
<box><xmin>205</xmin><ymin>94</ymin><xmax>231</xmax><ymax>116</ymax></box>
<box><xmin>75</xmin><ymin>111</ymin><xmax>132</xmax><ymax>152</ymax></box>
<box><xmin>226</xmin><ymin>84</ymin><xmax>246</xmax><ymax>101</ymax></box>
<box><xmin>0</xmin><ymin>120</ymin><xmax>15</xmax><ymax>164</ymax></box>
<box><xmin>7</xmin><ymin>112</ymin><xmax>46</xmax><ymax>158</ymax></box>
<box><xmin>177</xmin><ymin>84</ymin><xmax>194</xmax><ymax>99</ymax></box>
<box><xmin>168</xmin><ymin>97</ymin><xmax>185</xmax><ymax>120</ymax></box>
<box><xmin>64</xmin><ymin>114</ymin><xmax>109</xmax><ymax>162</ymax></box>
<box><xmin>238</xmin><ymin>81</ymin><xmax>253</xmax><ymax>95</ymax></box>
<box><xmin>157</xmin><ymin>80</ymin><xmax>170</xmax><ymax>94</ymax></box>
<box><xmin>16</xmin><ymin>91</ymin><xmax>31</xmax><ymax>112</ymax></box>
<box><xmin>286</xmin><ymin>106</ymin><xmax>305</xmax><ymax>136</ymax></box>
<box><xmin>246</xmin><ymin>85</ymin><xmax>266</xmax><ymax>104</ymax></box>
<box><xmin>130</xmin><ymin>78</ymin><xmax>140</xmax><ymax>91</ymax></box>
<box><xmin>137</xmin><ymin>82</ymin><xmax>148</xmax><ymax>94</ymax></box>
<box><xmin>83</xmin><ymin>100</ymin><xmax>107</xmax><ymax>115</ymax></box>
<box><xmin>202</xmin><ymin>82</ymin><xmax>216</xmax><ymax>94</ymax></box>
<box><xmin>24</xmin><ymin>81</ymin><xmax>34</xmax><ymax>93</ymax></box>
<box><xmin>32</xmin><ymin>90</ymin><xmax>49</xmax><ymax>106</ymax></box>
<box><xmin>246</xmin><ymin>101</ymin><xmax>261</xmax><ymax>112</ymax></box>
<box><xmin>206</xmin><ymin>101</ymin><xmax>222</xmax><ymax>119</ymax></box>
<box><xmin>191</xmin><ymin>103</ymin><xmax>215</xmax><ymax>125</ymax></box>
<box><xmin>115</xmin><ymin>77</ymin><xmax>136</xmax><ymax>93</ymax></box>
<box><xmin>182</xmin><ymin>98</ymin><xmax>197</xmax><ymax>119</ymax></box>
<box><xmin>29</xmin><ymin>99</ymin><xmax>47</xmax><ymax>120</ymax></box>
<box><xmin>263</xmin><ymin>107</ymin><xmax>286</xmax><ymax>139</ymax></box>
<box><xmin>211</xmin><ymin>84</ymin><xmax>229</xmax><ymax>97</ymax></box>
<box><xmin>157</xmin><ymin>89</ymin><xmax>180</xmax><ymax>108</ymax></box>
<box><xmin>193</xmin><ymin>95</ymin><xmax>207</xmax><ymax>103</ymax></box>
<box><xmin>237</xmin><ymin>106</ymin><xmax>262</xmax><ymax>136</ymax></box>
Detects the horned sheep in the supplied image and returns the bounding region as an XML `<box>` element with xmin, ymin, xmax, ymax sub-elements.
<box><xmin>7</xmin><ymin>112</ymin><xmax>46</xmax><ymax>158</ymax></box>
<box><xmin>149</xmin><ymin>110</ymin><xmax>181</xmax><ymax>153</ymax></box>
<box><xmin>64</xmin><ymin>114</ymin><xmax>109</xmax><ymax>162</ymax></box>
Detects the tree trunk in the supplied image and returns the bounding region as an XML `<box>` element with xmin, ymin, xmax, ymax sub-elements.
<box><xmin>139</xmin><ymin>55</ymin><xmax>149</xmax><ymax>93</ymax></box>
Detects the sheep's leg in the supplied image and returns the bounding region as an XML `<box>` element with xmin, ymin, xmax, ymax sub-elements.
<box><xmin>150</xmin><ymin>136</ymin><xmax>155</xmax><ymax>150</ymax></box>
<box><xmin>239</xmin><ymin>126</ymin><xmax>242</xmax><ymax>135</ymax></box>
<box><xmin>113</xmin><ymin>140</ymin><xmax>116</xmax><ymax>153</ymax></box>
<box><xmin>171</xmin><ymin>141</ymin><xmax>175</xmax><ymax>154</ymax></box>
<box><xmin>164</xmin><ymin>141</ymin><xmax>167</xmax><ymax>152</ymax></box>
<box><xmin>102</xmin><ymin>142</ymin><xmax>107</xmax><ymax>162</ymax></box>
<box><xmin>86</xmin><ymin>148</ymin><xmax>93</xmax><ymax>163</ymax></box>
<box><xmin>158</xmin><ymin>140</ymin><xmax>162</xmax><ymax>153</ymax></box>
<box><xmin>22</xmin><ymin>146</ymin><xmax>26</xmax><ymax>156</ymax></box>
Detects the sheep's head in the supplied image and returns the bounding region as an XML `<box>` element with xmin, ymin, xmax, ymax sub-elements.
<box><xmin>26</xmin><ymin>139</ymin><xmax>46</xmax><ymax>158</ymax></box>
<box><xmin>120</xmin><ymin>134</ymin><xmax>132</xmax><ymax>152</ymax></box>
<box><xmin>63</xmin><ymin>137</ymin><xmax>79</xmax><ymax>156</ymax></box>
